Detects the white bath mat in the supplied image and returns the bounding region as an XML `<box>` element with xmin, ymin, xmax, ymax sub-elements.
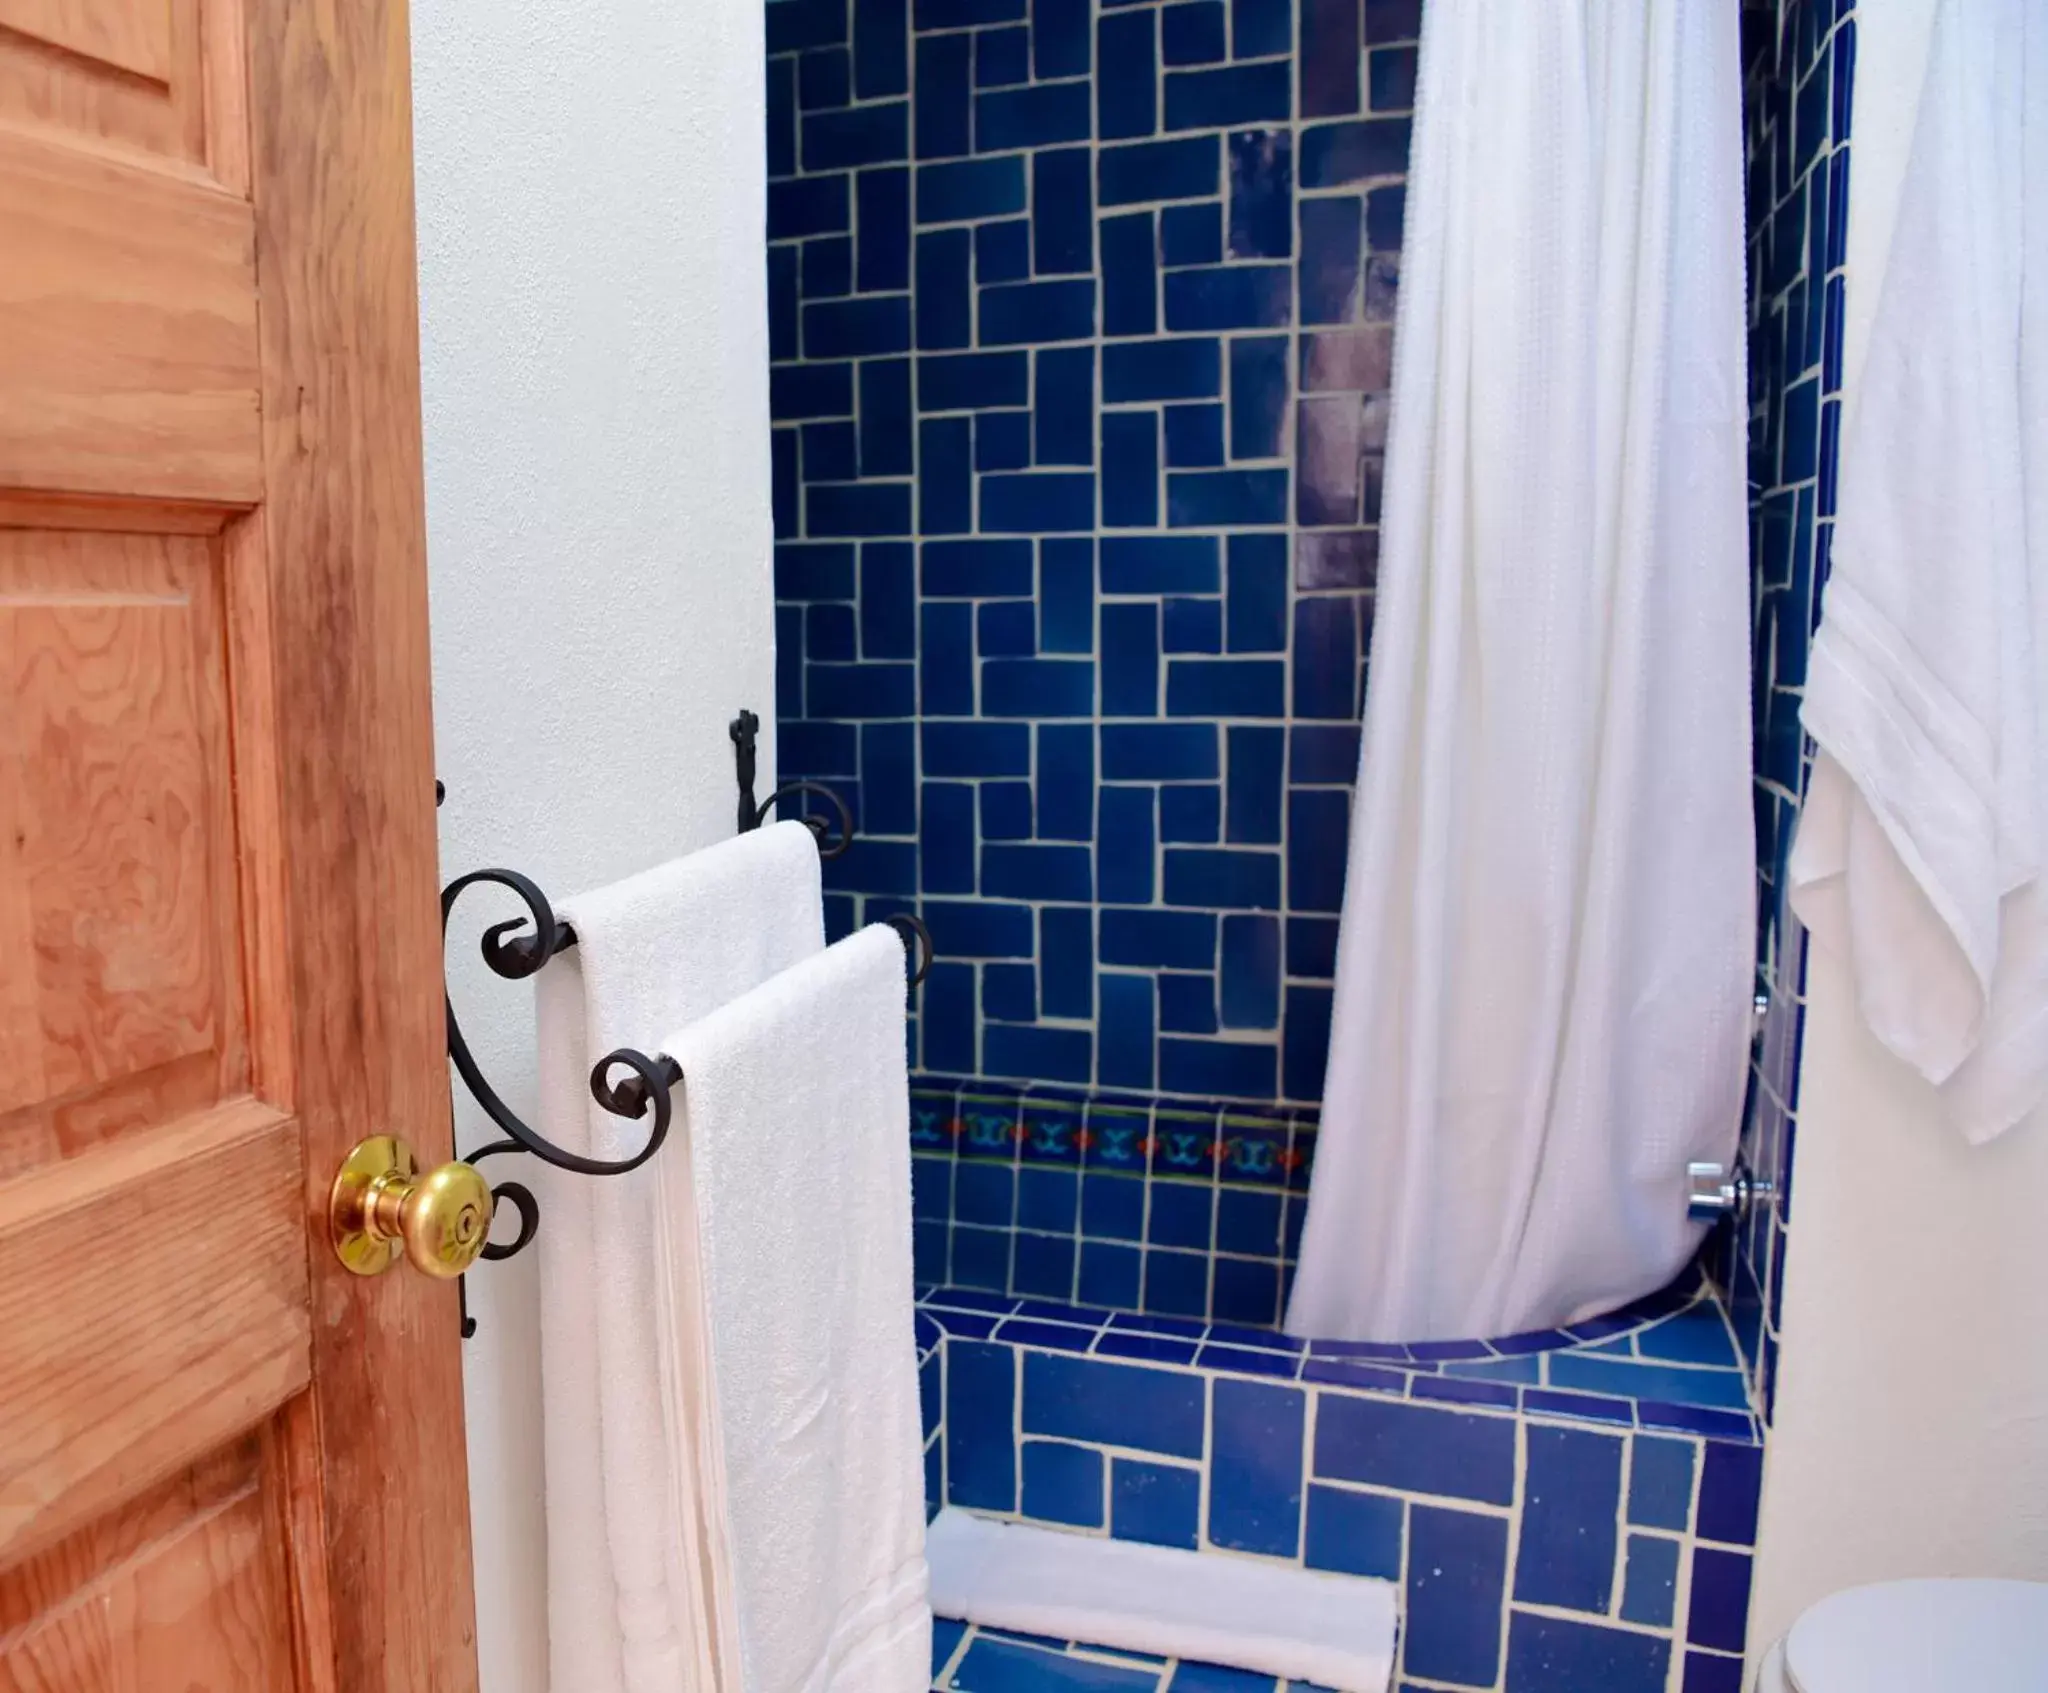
<box><xmin>925</xmin><ymin>1508</ymin><xmax>1397</xmax><ymax>1693</ymax></box>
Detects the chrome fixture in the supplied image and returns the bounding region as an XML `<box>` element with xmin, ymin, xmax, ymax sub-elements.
<box><xmin>1687</xmin><ymin>1158</ymin><xmax>1776</xmax><ymax>1224</ymax></box>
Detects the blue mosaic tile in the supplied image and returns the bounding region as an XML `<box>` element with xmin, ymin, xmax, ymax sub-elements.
<box><xmin>1686</xmin><ymin>1548</ymin><xmax>1753</xmax><ymax>1654</ymax></box>
<box><xmin>1099</xmin><ymin>137</ymin><xmax>1221</xmax><ymax>206</ymax></box>
<box><xmin>932</xmin><ymin>1618</ymin><xmax>970</xmax><ymax>1681</ymax></box>
<box><xmin>1621</xmin><ymin>1533</ymin><xmax>1681</xmax><ymax>1629</ymax></box>
<box><xmin>1514</xmin><ymin>1426</ymin><xmax>1622</xmax><ymax>1613</ymax></box>
<box><xmin>1095</xmin><ymin>1328</ymin><xmax>1196</xmax><ymax>1368</ymax></box>
<box><xmin>1404</xmin><ymin>1505</ymin><xmax>1508</xmax><ymax>1687</ymax></box>
<box><xmin>1546</xmin><ymin>1354</ymin><xmax>1751</xmax><ymax>1413</ymax></box>
<box><xmin>1363</xmin><ymin>0</ymin><xmax>1421</xmax><ymax>44</ymax></box>
<box><xmin>1111</xmin><ymin>1458</ymin><xmax>1203</xmax><ymax>1550</ymax></box>
<box><xmin>1021</xmin><ymin>1438</ymin><xmax>1105</xmax><ymax>1528</ymax></box>
<box><xmin>1209</xmin><ymin>1379</ymin><xmax>1306</xmax><ymax>1556</ymax></box>
<box><xmin>1144</xmin><ymin>1248</ymin><xmax>1212</xmax><ymax>1317</ymax></box>
<box><xmin>1035</xmin><ymin>0</ymin><xmax>1090</xmax><ymax>80</ymax></box>
<box><xmin>1210</xmin><ymin>1259</ymin><xmax>1281</xmax><ymax>1326</ymax></box>
<box><xmin>952</xmin><ymin>1227</ymin><xmax>1013</xmax><ymax>1292</ymax></box>
<box><xmin>1302</xmin><ymin>1483</ymin><xmax>1401</xmax><ymax>1580</ymax></box>
<box><xmin>1196</xmin><ymin>1343</ymin><xmax>1295</xmax><ymax>1380</ymax></box>
<box><xmin>975</xmin><ymin>26</ymin><xmax>1029</xmax><ymax>89</ymax></box>
<box><xmin>1412</xmin><ymin>1375</ymin><xmax>1516</xmax><ymax>1411</ymax></box>
<box><xmin>1683</xmin><ymin>1650</ymin><xmax>1745</xmax><ymax>1693</ymax></box>
<box><xmin>1166</xmin><ymin>1666</ymin><xmax>1272</xmax><ymax>1693</ymax></box>
<box><xmin>1314</xmin><ymin>1394</ymin><xmax>1515</xmax><ymax>1507</ymax></box>
<box><xmin>1504</xmin><ymin>1612</ymin><xmax>1669</xmax><ymax>1693</ymax></box>
<box><xmin>1079</xmin><ymin>1242</ymin><xmax>1144</xmax><ymax>1311</ymax></box>
<box><xmin>1162</xmin><ymin>2</ymin><xmax>1228</xmax><ymax>68</ymax></box>
<box><xmin>947</xmin><ymin>1637</ymin><xmax>1159</xmax><ymax>1693</ymax></box>
<box><xmin>1022</xmin><ymin>1353</ymin><xmax>1207</xmax><ymax>1458</ymax></box>
<box><xmin>947</xmin><ymin>1340</ymin><xmax>1019</xmax><ymax>1509</ymax></box>
<box><xmin>1696</xmin><ymin>1440</ymin><xmax>1764</xmax><ymax>1546</ymax></box>
<box><xmin>1215</xmin><ymin>1187</ymin><xmax>1283</xmax><ymax>1257</ymax></box>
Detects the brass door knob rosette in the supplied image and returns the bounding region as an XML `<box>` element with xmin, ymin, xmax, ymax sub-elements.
<box><xmin>329</xmin><ymin>1135</ymin><xmax>492</xmax><ymax>1279</ymax></box>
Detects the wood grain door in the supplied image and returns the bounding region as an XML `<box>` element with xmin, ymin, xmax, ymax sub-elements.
<box><xmin>0</xmin><ymin>0</ymin><xmax>478</xmax><ymax>1688</ymax></box>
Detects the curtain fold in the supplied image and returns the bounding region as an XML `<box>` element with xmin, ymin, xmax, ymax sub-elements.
<box><xmin>1285</xmin><ymin>0</ymin><xmax>1754</xmax><ymax>1343</ymax></box>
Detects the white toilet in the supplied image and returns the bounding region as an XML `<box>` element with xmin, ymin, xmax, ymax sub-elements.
<box><xmin>1756</xmin><ymin>1578</ymin><xmax>2048</xmax><ymax>1691</ymax></box>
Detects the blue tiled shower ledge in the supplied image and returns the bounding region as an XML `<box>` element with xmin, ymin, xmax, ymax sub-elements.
<box><xmin>916</xmin><ymin>1280</ymin><xmax>1762</xmax><ymax>1693</ymax></box>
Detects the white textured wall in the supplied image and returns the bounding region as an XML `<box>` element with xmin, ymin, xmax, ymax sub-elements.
<box><xmin>1747</xmin><ymin>0</ymin><xmax>2048</xmax><ymax>1663</ymax></box>
<box><xmin>409</xmin><ymin>4</ymin><xmax>774</xmax><ymax>1686</ymax></box>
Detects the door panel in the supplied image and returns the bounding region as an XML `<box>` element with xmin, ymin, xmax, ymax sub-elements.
<box><xmin>0</xmin><ymin>0</ymin><xmax>477</xmax><ymax>1686</ymax></box>
<box><xmin>0</xmin><ymin>0</ymin><xmax>247</xmax><ymax>183</ymax></box>
<box><xmin>0</xmin><ymin>1101</ymin><xmax>306</xmax><ymax>1567</ymax></box>
<box><xmin>0</xmin><ymin>525</ymin><xmax>249</xmax><ymax>1177</ymax></box>
<box><xmin>0</xmin><ymin>132</ymin><xmax>260</xmax><ymax>502</ymax></box>
<box><xmin>0</xmin><ymin>1435</ymin><xmax>296</xmax><ymax>1692</ymax></box>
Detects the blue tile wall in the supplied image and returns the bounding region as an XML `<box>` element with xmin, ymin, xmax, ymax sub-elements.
<box><xmin>912</xmin><ymin>1075</ymin><xmax>1314</xmax><ymax>1321</ymax></box>
<box><xmin>1722</xmin><ymin>0</ymin><xmax>1856</xmax><ymax>1422</ymax></box>
<box><xmin>766</xmin><ymin>0</ymin><xmax>1407</xmax><ymax>1107</ymax></box>
<box><xmin>919</xmin><ymin>1284</ymin><xmax>1764</xmax><ymax>1692</ymax></box>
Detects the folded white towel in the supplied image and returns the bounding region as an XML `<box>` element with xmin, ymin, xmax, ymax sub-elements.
<box><xmin>535</xmin><ymin>821</ymin><xmax>825</xmax><ymax>1693</ymax></box>
<box><xmin>926</xmin><ymin>1509</ymin><xmax>1394</xmax><ymax>1693</ymax></box>
<box><xmin>1791</xmin><ymin>0</ymin><xmax>2048</xmax><ymax>1142</ymax></box>
<box><xmin>658</xmin><ymin>923</ymin><xmax>931</xmax><ymax>1693</ymax></box>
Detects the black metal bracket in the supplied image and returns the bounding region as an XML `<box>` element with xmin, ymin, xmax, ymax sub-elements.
<box><xmin>441</xmin><ymin>710</ymin><xmax>927</xmax><ymax>1338</ymax></box>
<box><xmin>731</xmin><ymin>709</ymin><xmax>854</xmax><ymax>858</ymax></box>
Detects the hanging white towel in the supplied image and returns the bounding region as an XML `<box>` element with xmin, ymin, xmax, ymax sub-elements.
<box><xmin>656</xmin><ymin>923</ymin><xmax>930</xmax><ymax>1693</ymax></box>
<box><xmin>1790</xmin><ymin>0</ymin><xmax>2048</xmax><ymax>1144</ymax></box>
<box><xmin>535</xmin><ymin>821</ymin><xmax>825</xmax><ymax>1693</ymax></box>
<box><xmin>1286</xmin><ymin>0</ymin><xmax>1755</xmax><ymax>1342</ymax></box>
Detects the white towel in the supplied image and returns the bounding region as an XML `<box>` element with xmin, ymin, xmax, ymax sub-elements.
<box><xmin>535</xmin><ymin>821</ymin><xmax>825</xmax><ymax>1693</ymax></box>
<box><xmin>1791</xmin><ymin>0</ymin><xmax>2048</xmax><ymax>1143</ymax></box>
<box><xmin>657</xmin><ymin>923</ymin><xmax>931</xmax><ymax>1693</ymax></box>
<box><xmin>926</xmin><ymin>1509</ymin><xmax>1394</xmax><ymax>1693</ymax></box>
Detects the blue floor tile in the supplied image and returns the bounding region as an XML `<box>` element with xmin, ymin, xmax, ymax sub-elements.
<box><xmin>1167</xmin><ymin>1664</ymin><xmax>1278</xmax><ymax>1693</ymax></box>
<box><xmin>934</xmin><ymin>1619</ymin><xmax>971</xmax><ymax>1678</ymax></box>
<box><xmin>947</xmin><ymin>1636</ymin><xmax>1164</xmax><ymax>1693</ymax></box>
<box><xmin>1633</xmin><ymin>1307</ymin><xmax>1742</xmax><ymax>1369</ymax></box>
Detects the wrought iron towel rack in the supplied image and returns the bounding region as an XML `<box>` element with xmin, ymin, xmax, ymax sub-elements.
<box><xmin>440</xmin><ymin>709</ymin><xmax>933</xmax><ymax>1335</ymax></box>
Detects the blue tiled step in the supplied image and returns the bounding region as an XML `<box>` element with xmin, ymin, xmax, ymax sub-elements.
<box><xmin>919</xmin><ymin>1272</ymin><xmax>1758</xmax><ymax>1430</ymax></box>
<box><xmin>921</xmin><ymin>1285</ymin><xmax>1762</xmax><ymax>1693</ymax></box>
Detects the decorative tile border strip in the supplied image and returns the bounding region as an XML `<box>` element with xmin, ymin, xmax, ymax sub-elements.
<box><xmin>912</xmin><ymin>1076</ymin><xmax>1317</xmax><ymax>1183</ymax></box>
<box><xmin>912</xmin><ymin>1074</ymin><xmax>1317</xmax><ymax>1324</ymax></box>
<box><xmin>919</xmin><ymin>1286</ymin><xmax>1761</xmax><ymax>1693</ymax></box>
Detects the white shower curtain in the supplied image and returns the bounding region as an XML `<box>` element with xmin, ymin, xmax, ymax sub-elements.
<box><xmin>1286</xmin><ymin>0</ymin><xmax>1754</xmax><ymax>1343</ymax></box>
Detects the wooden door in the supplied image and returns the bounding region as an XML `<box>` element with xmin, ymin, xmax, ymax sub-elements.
<box><xmin>0</xmin><ymin>0</ymin><xmax>477</xmax><ymax>1688</ymax></box>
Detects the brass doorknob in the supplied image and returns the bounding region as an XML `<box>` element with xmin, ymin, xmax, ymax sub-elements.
<box><xmin>329</xmin><ymin>1135</ymin><xmax>492</xmax><ymax>1279</ymax></box>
